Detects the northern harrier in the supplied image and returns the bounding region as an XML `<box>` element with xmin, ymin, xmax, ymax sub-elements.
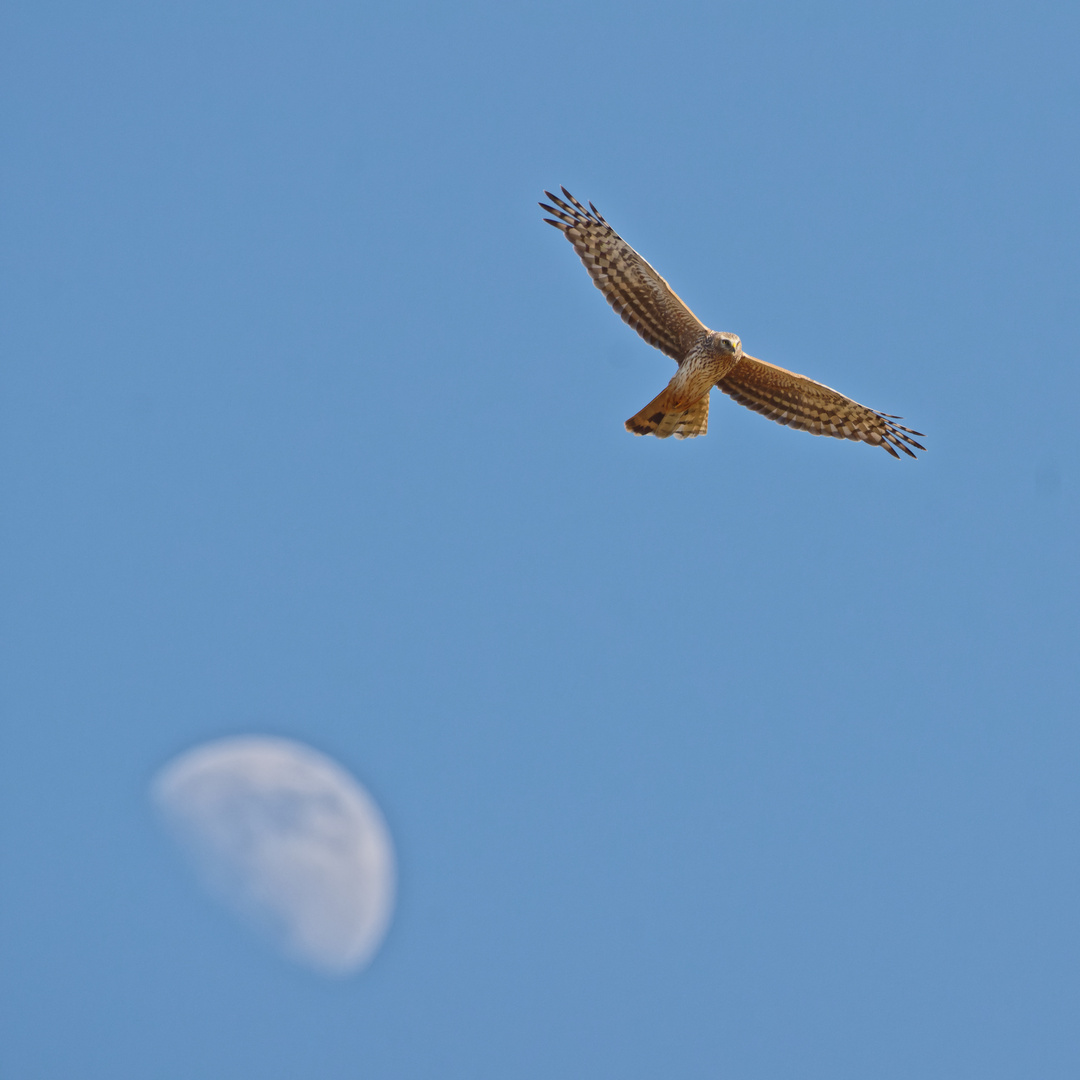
<box><xmin>540</xmin><ymin>188</ymin><xmax>924</xmax><ymax>458</ymax></box>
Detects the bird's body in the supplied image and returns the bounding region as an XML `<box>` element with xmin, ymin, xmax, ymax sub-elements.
<box><xmin>540</xmin><ymin>188</ymin><xmax>924</xmax><ymax>458</ymax></box>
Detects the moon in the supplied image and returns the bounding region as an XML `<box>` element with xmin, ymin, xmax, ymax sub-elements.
<box><xmin>153</xmin><ymin>736</ymin><xmax>395</xmax><ymax>975</ymax></box>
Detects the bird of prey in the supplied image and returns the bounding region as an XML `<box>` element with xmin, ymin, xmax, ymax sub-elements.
<box><xmin>540</xmin><ymin>188</ymin><xmax>924</xmax><ymax>458</ymax></box>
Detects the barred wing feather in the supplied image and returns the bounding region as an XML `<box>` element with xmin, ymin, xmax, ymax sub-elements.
<box><xmin>716</xmin><ymin>355</ymin><xmax>925</xmax><ymax>458</ymax></box>
<box><xmin>540</xmin><ymin>188</ymin><xmax>706</xmax><ymax>362</ymax></box>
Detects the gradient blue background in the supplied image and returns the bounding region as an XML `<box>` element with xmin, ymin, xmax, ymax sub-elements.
<box><xmin>3</xmin><ymin>1</ymin><xmax>1079</xmax><ymax>1076</ymax></box>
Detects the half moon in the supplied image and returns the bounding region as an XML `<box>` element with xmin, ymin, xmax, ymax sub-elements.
<box><xmin>153</xmin><ymin>735</ymin><xmax>395</xmax><ymax>975</ymax></box>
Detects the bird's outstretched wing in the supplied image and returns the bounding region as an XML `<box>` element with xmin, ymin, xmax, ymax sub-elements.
<box><xmin>540</xmin><ymin>188</ymin><xmax>706</xmax><ymax>362</ymax></box>
<box><xmin>716</xmin><ymin>355</ymin><xmax>925</xmax><ymax>458</ymax></box>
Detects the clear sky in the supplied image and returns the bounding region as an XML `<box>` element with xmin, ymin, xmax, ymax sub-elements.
<box><xmin>3</xmin><ymin>1</ymin><xmax>1080</xmax><ymax>1077</ymax></box>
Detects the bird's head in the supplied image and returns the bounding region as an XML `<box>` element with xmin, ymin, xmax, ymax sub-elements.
<box><xmin>711</xmin><ymin>331</ymin><xmax>743</xmax><ymax>360</ymax></box>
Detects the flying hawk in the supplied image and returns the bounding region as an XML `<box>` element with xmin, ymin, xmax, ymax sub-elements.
<box><xmin>541</xmin><ymin>188</ymin><xmax>924</xmax><ymax>458</ymax></box>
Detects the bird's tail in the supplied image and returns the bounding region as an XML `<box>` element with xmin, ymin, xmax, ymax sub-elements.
<box><xmin>625</xmin><ymin>387</ymin><xmax>710</xmax><ymax>439</ymax></box>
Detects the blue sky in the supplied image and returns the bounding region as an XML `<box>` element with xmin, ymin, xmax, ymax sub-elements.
<box><xmin>3</xmin><ymin>0</ymin><xmax>1080</xmax><ymax>1076</ymax></box>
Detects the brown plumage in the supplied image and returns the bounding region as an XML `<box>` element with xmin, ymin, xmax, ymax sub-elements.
<box><xmin>626</xmin><ymin>388</ymin><xmax>710</xmax><ymax>439</ymax></box>
<box><xmin>541</xmin><ymin>187</ymin><xmax>925</xmax><ymax>458</ymax></box>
